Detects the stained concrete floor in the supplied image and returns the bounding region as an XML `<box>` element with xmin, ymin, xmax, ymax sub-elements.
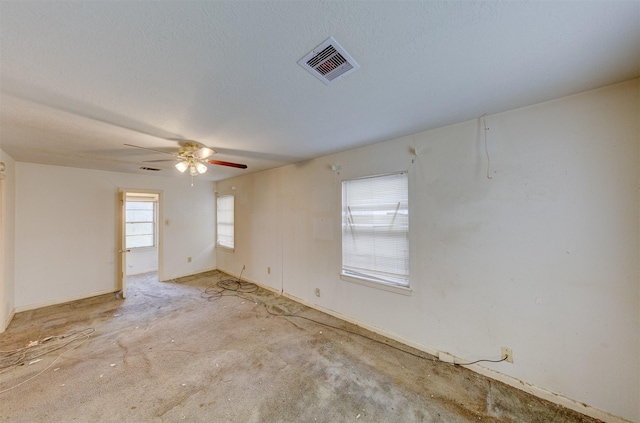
<box><xmin>0</xmin><ymin>271</ymin><xmax>598</xmax><ymax>423</ymax></box>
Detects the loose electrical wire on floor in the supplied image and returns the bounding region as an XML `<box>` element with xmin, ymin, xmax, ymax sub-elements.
<box><xmin>201</xmin><ymin>268</ymin><xmax>258</xmax><ymax>301</ymax></box>
<box><xmin>0</xmin><ymin>328</ymin><xmax>95</xmax><ymax>370</ymax></box>
<box><xmin>263</xmin><ymin>304</ymin><xmax>439</xmax><ymax>363</ymax></box>
<box><xmin>453</xmin><ymin>356</ymin><xmax>508</xmax><ymax>366</ymax></box>
<box><xmin>0</xmin><ymin>328</ymin><xmax>95</xmax><ymax>394</ymax></box>
<box><xmin>202</xmin><ymin>278</ymin><xmax>505</xmax><ymax>368</ymax></box>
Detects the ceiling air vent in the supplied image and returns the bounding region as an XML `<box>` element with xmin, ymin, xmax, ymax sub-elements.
<box><xmin>298</xmin><ymin>37</ymin><xmax>360</xmax><ymax>85</ymax></box>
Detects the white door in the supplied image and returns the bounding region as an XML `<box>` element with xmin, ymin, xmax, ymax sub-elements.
<box><xmin>0</xmin><ymin>175</ymin><xmax>5</xmax><ymax>331</ymax></box>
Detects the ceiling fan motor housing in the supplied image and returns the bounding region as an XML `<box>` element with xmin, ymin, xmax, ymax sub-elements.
<box><xmin>179</xmin><ymin>141</ymin><xmax>202</xmax><ymax>157</ymax></box>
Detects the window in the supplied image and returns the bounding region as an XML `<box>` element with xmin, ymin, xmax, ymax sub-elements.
<box><xmin>342</xmin><ymin>172</ymin><xmax>409</xmax><ymax>288</ymax></box>
<box><xmin>217</xmin><ymin>195</ymin><xmax>234</xmax><ymax>250</ymax></box>
<box><xmin>126</xmin><ymin>199</ymin><xmax>157</xmax><ymax>249</ymax></box>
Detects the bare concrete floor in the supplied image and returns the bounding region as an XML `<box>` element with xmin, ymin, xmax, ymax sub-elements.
<box><xmin>1</xmin><ymin>271</ymin><xmax>597</xmax><ymax>423</ymax></box>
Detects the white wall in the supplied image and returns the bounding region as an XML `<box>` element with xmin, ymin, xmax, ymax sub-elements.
<box><xmin>15</xmin><ymin>165</ymin><xmax>216</xmax><ymax>309</ymax></box>
<box><xmin>0</xmin><ymin>149</ymin><xmax>16</xmax><ymax>332</ymax></box>
<box><xmin>126</xmin><ymin>248</ymin><xmax>158</xmax><ymax>275</ymax></box>
<box><xmin>216</xmin><ymin>79</ymin><xmax>639</xmax><ymax>422</ymax></box>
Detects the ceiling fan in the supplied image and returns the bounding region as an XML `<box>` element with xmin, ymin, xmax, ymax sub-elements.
<box><xmin>125</xmin><ymin>141</ymin><xmax>247</xmax><ymax>177</ymax></box>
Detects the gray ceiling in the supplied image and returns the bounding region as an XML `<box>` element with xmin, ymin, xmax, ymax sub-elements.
<box><xmin>1</xmin><ymin>1</ymin><xmax>639</xmax><ymax>181</ymax></box>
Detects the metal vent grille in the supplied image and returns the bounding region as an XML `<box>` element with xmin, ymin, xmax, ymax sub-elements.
<box><xmin>298</xmin><ymin>37</ymin><xmax>359</xmax><ymax>85</ymax></box>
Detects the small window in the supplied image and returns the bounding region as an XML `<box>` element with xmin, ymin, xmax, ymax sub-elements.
<box><xmin>342</xmin><ymin>172</ymin><xmax>409</xmax><ymax>288</ymax></box>
<box><xmin>126</xmin><ymin>200</ymin><xmax>157</xmax><ymax>249</ymax></box>
<box><xmin>217</xmin><ymin>195</ymin><xmax>234</xmax><ymax>250</ymax></box>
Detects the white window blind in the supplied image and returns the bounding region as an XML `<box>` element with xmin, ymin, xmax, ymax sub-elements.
<box><xmin>126</xmin><ymin>200</ymin><xmax>156</xmax><ymax>249</ymax></box>
<box><xmin>342</xmin><ymin>172</ymin><xmax>409</xmax><ymax>287</ymax></box>
<box><xmin>217</xmin><ymin>195</ymin><xmax>234</xmax><ymax>249</ymax></box>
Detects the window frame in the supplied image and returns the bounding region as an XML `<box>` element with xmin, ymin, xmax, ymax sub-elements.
<box><xmin>340</xmin><ymin>171</ymin><xmax>411</xmax><ymax>295</ymax></box>
<box><xmin>216</xmin><ymin>194</ymin><xmax>235</xmax><ymax>251</ymax></box>
<box><xmin>125</xmin><ymin>199</ymin><xmax>157</xmax><ymax>250</ymax></box>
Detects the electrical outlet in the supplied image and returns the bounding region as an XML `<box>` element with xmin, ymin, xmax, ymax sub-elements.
<box><xmin>502</xmin><ymin>347</ymin><xmax>513</xmax><ymax>363</ymax></box>
<box><xmin>267</xmin><ymin>267</ymin><xmax>271</xmax><ymax>274</ymax></box>
<box><xmin>187</xmin><ymin>257</ymin><xmax>192</xmax><ymax>263</ymax></box>
<box><xmin>315</xmin><ymin>288</ymin><xmax>321</xmax><ymax>297</ymax></box>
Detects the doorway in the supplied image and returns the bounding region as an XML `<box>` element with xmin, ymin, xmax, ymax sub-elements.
<box><xmin>118</xmin><ymin>190</ymin><xmax>162</xmax><ymax>298</ymax></box>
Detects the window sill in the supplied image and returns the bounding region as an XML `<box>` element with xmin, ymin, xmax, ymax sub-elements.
<box><xmin>340</xmin><ymin>273</ymin><xmax>412</xmax><ymax>296</ymax></box>
<box><xmin>216</xmin><ymin>245</ymin><xmax>235</xmax><ymax>253</ymax></box>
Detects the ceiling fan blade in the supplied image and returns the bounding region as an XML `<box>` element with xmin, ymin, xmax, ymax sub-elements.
<box><xmin>124</xmin><ymin>143</ymin><xmax>178</xmax><ymax>157</ymax></box>
<box><xmin>194</xmin><ymin>147</ymin><xmax>215</xmax><ymax>159</ymax></box>
<box><xmin>207</xmin><ymin>159</ymin><xmax>248</xmax><ymax>169</ymax></box>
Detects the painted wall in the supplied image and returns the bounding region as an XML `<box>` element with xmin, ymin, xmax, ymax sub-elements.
<box><xmin>0</xmin><ymin>149</ymin><xmax>16</xmax><ymax>332</ymax></box>
<box><xmin>15</xmin><ymin>164</ymin><xmax>216</xmax><ymax>310</ymax></box>
<box><xmin>216</xmin><ymin>79</ymin><xmax>639</xmax><ymax>422</ymax></box>
<box><xmin>126</xmin><ymin>248</ymin><xmax>158</xmax><ymax>276</ymax></box>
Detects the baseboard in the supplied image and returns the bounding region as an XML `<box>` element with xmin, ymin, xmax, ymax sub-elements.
<box><xmin>13</xmin><ymin>267</ymin><xmax>217</xmax><ymax>313</ymax></box>
<box><xmin>1</xmin><ymin>307</ymin><xmax>15</xmax><ymax>332</ymax></box>
<box><xmin>14</xmin><ymin>289</ymin><xmax>116</xmax><ymax>313</ymax></box>
<box><xmin>284</xmin><ymin>291</ymin><xmax>632</xmax><ymax>423</ymax></box>
<box><xmin>282</xmin><ymin>291</ymin><xmax>442</xmax><ymax>357</ymax></box>
<box><xmin>163</xmin><ymin>267</ymin><xmax>217</xmax><ymax>282</ymax></box>
<box><xmin>464</xmin><ymin>363</ymin><xmax>633</xmax><ymax>423</ymax></box>
<box><xmin>216</xmin><ymin>269</ymin><xmax>633</xmax><ymax>423</ymax></box>
<box><xmin>126</xmin><ymin>268</ymin><xmax>159</xmax><ymax>276</ymax></box>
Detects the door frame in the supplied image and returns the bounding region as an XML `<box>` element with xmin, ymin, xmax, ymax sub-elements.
<box><xmin>118</xmin><ymin>189</ymin><xmax>164</xmax><ymax>297</ymax></box>
<box><xmin>0</xmin><ymin>173</ymin><xmax>5</xmax><ymax>331</ymax></box>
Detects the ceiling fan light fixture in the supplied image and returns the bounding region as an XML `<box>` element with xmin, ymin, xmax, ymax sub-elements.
<box><xmin>194</xmin><ymin>147</ymin><xmax>215</xmax><ymax>160</ymax></box>
<box><xmin>195</xmin><ymin>162</ymin><xmax>208</xmax><ymax>174</ymax></box>
<box><xmin>175</xmin><ymin>161</ymin><xmax>189</xmax><ymax>173</ymax></box>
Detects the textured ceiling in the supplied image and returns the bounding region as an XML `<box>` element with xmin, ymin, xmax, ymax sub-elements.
<box><xmin>1</xmin><ymin>1</ymin><xmax>639</xmax><ymax>181</ymax></box>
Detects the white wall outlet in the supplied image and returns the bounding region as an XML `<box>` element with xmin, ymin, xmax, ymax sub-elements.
<box><xmin>187</xmin><ymin>257</ymin><xmax>192</xmax><ymax>263</ymax></box>
<box><xmin>502</xmin><ymin>347</ymin><xmax>513</xmax><ymax>363</ymax></box>
<box><xmin>315</xmin><ymin>288</ymin><xmax>321</xmax><ymax>297</ymax></box>
<box><xmin>267</xmin><ymin>267</ymin><xmax>271</xmax><ymax>274</ymax></box>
